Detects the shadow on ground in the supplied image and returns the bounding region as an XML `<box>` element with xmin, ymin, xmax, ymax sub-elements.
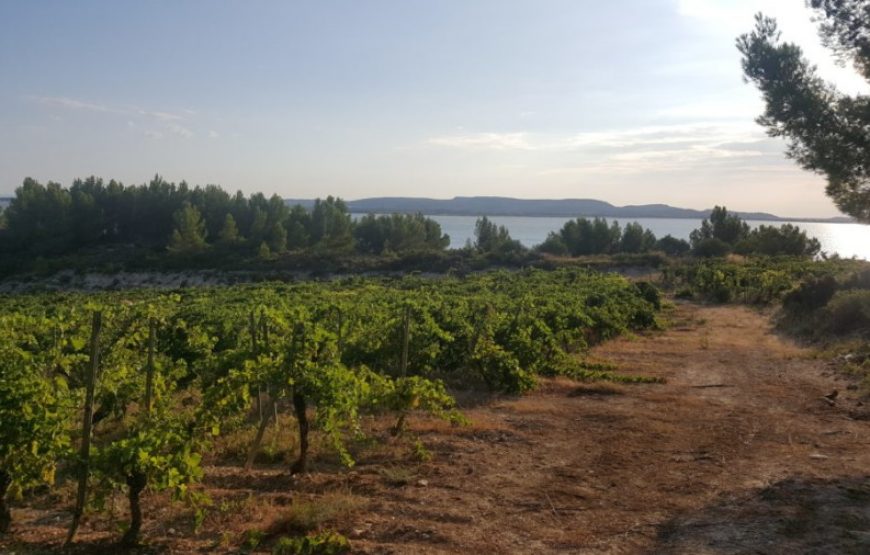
<box><xmin>655</xmin><ymin>474</ymin><xmax>870</xmax><ymax>554</ymax></box>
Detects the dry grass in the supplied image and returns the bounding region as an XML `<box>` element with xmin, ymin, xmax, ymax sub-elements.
<box><xmin>377</xmin><ymin>465</ymin><xmax>418</xmax><ymax>487</ymax></box>
<box><xmin>568</xmin><ymin>383</ymin><xmax>625</xmax><ymax>397</ymax></box>
<box><xmin>265</xmin><ymin>491</ymin><xmax>367</xmax><ymax>535</ymax></box>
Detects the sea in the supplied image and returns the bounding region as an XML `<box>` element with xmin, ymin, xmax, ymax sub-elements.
<box><xmin>353</xmin><ymin>214</ymin><xmax>870</xmax><ymax>260</ymax></box>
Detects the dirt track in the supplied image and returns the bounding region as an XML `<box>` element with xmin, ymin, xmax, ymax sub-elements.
<box><xmin>4</xmin><ymin>302</ymin><xmax>869</xmax><ymax>554</ymax></box>
<box><xmin>351</xmin><ymin>302</ymin><xmax>870</xmax><ymax>554</ymax></box>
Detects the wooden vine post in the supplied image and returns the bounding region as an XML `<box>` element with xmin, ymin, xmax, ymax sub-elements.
<box><xmin>143</xmin><ymin>317</ymin><xmax>156</xmax><ymax>416</ymax></box>
<box><xmin>245</xmin><ymin>314</ymin><xmax>278</xmax><ymax>471</ymax></box>
<box><xmin>65</xmin><ymin>311</ymin><xmax>102</xmax><ymax>546</ymax></box>
<box><xmin>400</xmin><ymin>304</ymin><xmax>410</xmax><ymax>377</ymax></box>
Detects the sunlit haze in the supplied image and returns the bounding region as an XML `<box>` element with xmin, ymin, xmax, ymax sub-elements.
<box><xmin>2</xmin><ymin>0</ymin><xmax>866</xmax><ymax>218</ymax></box>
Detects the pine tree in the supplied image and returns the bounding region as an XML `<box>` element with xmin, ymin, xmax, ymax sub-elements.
<box><xmin>739</xmin><ymin>6</ymin><xmax>870</xmax><ymax>222</ymax></box>
<box><xmin>167</xmin><ymin>203</ymin><xmax>208</xmax><ymax>253</ymax></box>
<box><xmin>218</xmin><ymin>213</ymin><xmax>242</xmax><ymax>245</ymax></box>
<box><xmin>267</xmin><ymin>221</ymin><xmax>287</xmax><ymax>253</ymax></box>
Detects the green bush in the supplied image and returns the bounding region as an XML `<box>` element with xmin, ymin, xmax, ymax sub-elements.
<box><xmin>272</xmin><ymin>531</ymin><xmax>350</xmax><ymax>555</ymax></box>
<box><xmin>822</xmin><ymin>290</ymin><xmax>870</xmax><ymax>336</ymax></box>
<box><xmin>782</xmin><ymin>275</ymin><xmax>838</xmax><ymax>314</ymax></box>
<box><xmin>844</xmin><ymin>268</ymin><xmax>870</xmax><ymax>290</ymax></box>
<box><xmin>692</xmin><ymin>237</ymin><xmax>731</xmax><ymax>258</ymax></box>
<box><xmin>655</xmin><ymin>234</ymin><xmax>691</xmax><ymax>256</ymax></box>
<box><xmin>537</xmin><ymin>232</ymin><xmax>569</xmax><ymax>255</ymax></box>
<box><xmin>734</xmin><ymin>223</ymin><xmax>821</xmax><ymax>257</ymax></box>
<box><xmin>634</xmin><ymin>281</ymin><xmax>662</xmax><ymax>310</ymax></box>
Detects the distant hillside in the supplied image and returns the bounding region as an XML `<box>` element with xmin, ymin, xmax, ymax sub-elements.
<box><xmin>0</xmin><ymin>194</ymin><xmax>851</xmax><ymax>222</ymax></box>
<box><xmin>285</xmin><ymin>196</ymin><xmax>852</xmax><ymax>223</ymax></box>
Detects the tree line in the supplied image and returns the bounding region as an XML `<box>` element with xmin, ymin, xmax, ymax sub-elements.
<box><xmin>0</xmin><ymin>176</ymin><xmax>450</xmax><ymax>258</ymax></box>
<box><xmin>0</xmin><ymin>177</ymin><xmax>821</xmax><ymax>263</ymax></box>
<box><xmin>509</xmin><ymin>206</ymin><xmax>818</xmax><ymax>258</ymax></box>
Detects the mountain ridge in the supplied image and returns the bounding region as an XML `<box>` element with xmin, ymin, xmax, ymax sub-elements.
<box><xmin>285</xmin><ymin>196</ymin><xmax>853</xmax><ymax>223</ymax></box>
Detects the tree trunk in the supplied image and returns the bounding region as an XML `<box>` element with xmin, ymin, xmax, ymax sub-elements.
<box><xmin>244</xmin><ymin>400</ymin><xmax>276</xmax><ymax>471</ymax></box>
<box><xmin>121</xmin><ymin>471</ymin><xmax>147</xmax><ymax>546</ymax></box>
<box><xmin>290</xmin><ymin>392</ymin><xmax>309</xmax><ymax>475</ymax></box>
<box><xmin>0</xmin><ymin>470</ymin><xmax>12</xmax><ymax>534</ymax></box>
<box><xmin>66</xmin><ymin>311</ymin><xmax>102</xmax><ymax>546</ymax></box>
<box><xmin>391</xmin><ymin>413</ymin><xmax>407</xmax><ymax>437</ymax></box>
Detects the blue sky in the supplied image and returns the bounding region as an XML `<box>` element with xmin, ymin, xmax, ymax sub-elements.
<box><xmin>1</xmin><ymin>0</ymin><xmax>866</xmax><ymax>217</ymax></box>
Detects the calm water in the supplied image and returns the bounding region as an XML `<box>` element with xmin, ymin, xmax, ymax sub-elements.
<box><xmin>354</xmin><ymin>214</ymin><xmax>870</xmax><ymax>259</ymax></box>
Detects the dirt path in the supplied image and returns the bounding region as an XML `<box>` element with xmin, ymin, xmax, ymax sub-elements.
<box><xmin>351</xmin><ymin>302</ymin><xmax>870</xmax><ymax>554</ymax></box>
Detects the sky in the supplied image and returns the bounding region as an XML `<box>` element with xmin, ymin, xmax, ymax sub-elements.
<box><xmin>1</xmin><ymin>0</ymin><xmax>867</xmax><ymax>218</ymax></box>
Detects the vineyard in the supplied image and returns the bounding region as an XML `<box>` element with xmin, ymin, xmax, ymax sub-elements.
<box><xmin>0</xmin><ymin>268</ymin><xmax>661</xmax><ymax>551</ymax></box>
<box><xmin>662</xmin><ymin>257</ymin><xmax>868</xmax><ymax>305</ymax></box>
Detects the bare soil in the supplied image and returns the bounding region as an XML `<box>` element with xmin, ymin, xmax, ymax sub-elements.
<box><xmin>3</xmin><ymin>302</ymin><xmax>869</xmax><ymax>554</ymax></box>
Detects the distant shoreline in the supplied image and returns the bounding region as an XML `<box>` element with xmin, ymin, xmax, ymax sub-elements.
<box><xmin>288</xmin><ymin>196</ymin><xmax>855</xmax><ymax>224</ymax></box>
<box><xmin>1</xmin><ymin>195</ymin><xmax>855</xmax><ymax>224</ymax></box>
<box><xmin>348</xmin><ymin>212</ymin><xmax>855</xmax><ymax>225</ymax></box>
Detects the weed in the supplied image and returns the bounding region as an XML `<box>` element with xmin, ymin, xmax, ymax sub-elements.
<box><xmin>268</xmin><ymin>492</ymin><xmax>366</xmax><ymax>535</ymax></box>
<box><xmin>377</xmin><ymin>465</ymin><xmax>417</xmax><ymax>487</ymax></box>
<box><xmin>272</xmin><ymin>530</ymin><xmax>350</xmax><ymax>554</ymax></box>
<box><xmin>245</xmin><ymin>529</ymin><xmax>267</xmax><ymax>550</ymax></box>
<box><xmin>412</xmin><ymin>439</ymin><xmax>433</xmax><ymax>462</ymax></box>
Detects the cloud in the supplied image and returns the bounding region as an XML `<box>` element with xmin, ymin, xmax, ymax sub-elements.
<box><xmin>427</xmin><ymin>122</ymin><xmax>775</xmax><ymax>180</ymax></box>
<box><xmin>33</xmin><ymin>96</ymin><xmax>126</xmax><ymax>114</ymax></box>
<box><xmin>428</xmin><ymin>132</ymin><xmax>533</xmax><ymax>150</ymax></box>
<box><xmin>427</xmin><ymin>122</ymin><xmax>765</xmax><ymax>153</ymax></box>
<box><xmin>142</xmin><ymin>110</ymin><xmax>184</xmax><ymax>122</ymax></box>
<box><xmin>167</xmin><ymin>123</ymin><xmax>194</xmax><ymax>138</ymax></box>
<box><xmin>28</xmin><ymin>94</ymin><xmax>196</xmax><ymax>139</ymax></box>
<box><xmin>609</xmin><ymin>144</ymin><xmax>763</xmax><ymax>163</ymax></box>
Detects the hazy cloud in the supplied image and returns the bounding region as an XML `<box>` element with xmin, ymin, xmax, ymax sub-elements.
<box><xmin>428</xmin><ymin>132</ymin><xmax>533</xmax><ymax>150</ymax></box>
<box><xmin>33</xmin><ymin>96</ymin><xmax>126</xmax><ymax>115</ymax></box>
<box><xmin>167</xmin><ymin>123</ymin><xmax>194</xmax><ymax>138</ymax></box>
<box><xmin>28</xmin><ymin>95</ymin><xmax>194</xmax><ymax>139</ymax></box>
<box><xmin>430</xmin><ymin>123</ymin><xmax>771</xmax><ymax>181</ymax></box>
<box><xmin>142</xmin><ymin>110</ymin><xmax>184</xmax><ymax>122</ymax></box>
<box><xmin>427</xmin><ymin>122</ymin><xmax>764</xmax><ymax>153</ymax></box>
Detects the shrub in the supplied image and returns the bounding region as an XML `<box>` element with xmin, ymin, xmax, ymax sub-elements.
<box><xmin>692</xmin><ymin>238</ymin><xmax>731</xmax><ymax>258</ymax></box>
<box><xmin>734</xmin><ymin>224</ymin><xmax>821</xmax><ymax>257</ymax></box>
<box><xmin>655</xmin><ymin>235</ymin><xmax>691</xmax><ymax>256</ymax></box>
<box><xmin>634</xmin><ymin>281</ymin><xmax>662</xmax><ymax>310</ymax></box>
<box><xmin>782</xmin><ymin>275</ymin><xmax>838</xmax><ymax>315</ymax></box>
<box><xmin>536</xmin><ymin>232</ymin><xmax>569</xmax><ymax>255</ymax></box>
<box><xmin>821</xmin><ymin>290</ymin><xmax>870</xmax><ymax>336</ymax></box>
<box><xmin>272</xmin><ymin>531</ymin><xmax>350</xmax><ymax>555</ymax></box>
<box><xmin>844</xmin><ymin>267</ymin><xmax>870</xmax><ymax>290</ymax></box>
<box><xmin>675</xmin><ymin>287</ymin><xmax>694</xmax><ymax>299</ymax></box>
